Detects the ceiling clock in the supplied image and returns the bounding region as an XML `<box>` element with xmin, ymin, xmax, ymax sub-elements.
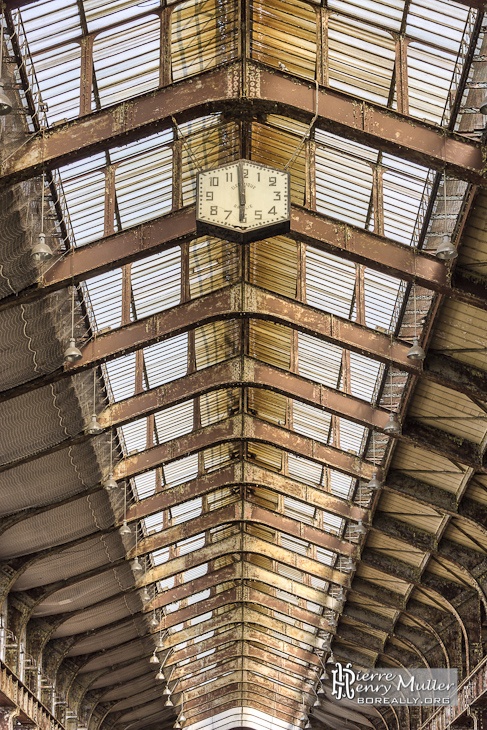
<box><xmin>196</xmin><ymin>160</ymin><xmax>291</xmax><ymax>244</ymax></box>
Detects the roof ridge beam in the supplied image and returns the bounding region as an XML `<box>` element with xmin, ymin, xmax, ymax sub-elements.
<box><xmin>1</xmin><ymin>62</ymin><xmax>483</xmax><ymax>186</ymax></box>
<box><xmin>5</xmin><ymin>204</ymin><xmax>482</xmax><ymax>314</ymax></box>
<box><xmin>5</xmin><ymin>284</ymin><xmax>487</xmax><ymax>404</ymax></box>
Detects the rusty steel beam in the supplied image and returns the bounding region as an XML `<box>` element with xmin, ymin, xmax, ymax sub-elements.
<box><xmin>6</xmin><ymin>283</ymin><xmax>487</xmax><ymax>404</ymax></box>
<box><xmin>152</xmin><ymin>584</ymin><xmax>331</xmax><ymax>635</ymax></box>
<box><xmin>168</xmin><ymin>625</ymin><xmax>319</xmax><ymax>669</ymax></box>
<box><xmin>104</xmin><ymin>356</ymin><xmax>482</xmax><ymax>470</ymax></box>
<box><xmin>114</xmin><ymin>414</ymin><xmax>376</xmax><ymax>483</ymax></box>
<box><xmin>59</xmin><ymin>283</ymin><xmax>487</xmax><ymax>403</ymax></box>
<box><xmin>143</xmin><ymin>532</ymin><xmax>348</xmax><ymax>595</ymax></box>
<box><xmin>172</xmin><ymin>641</ymin><xmax>316</xmax><ymax>686</ymax></box>
<box><xmin>126</xmin><ymin>460</ymin><xmax>365</xmax><ymax>528</ymax></box>
<box><xmin>132</xmin><ymin>500</ymin><xmax>356</xmax><ymax>560</ymax></box>
<box><xmin>3</xmin><ymin>355</ymin><xmax>481</xmax><ymax>474</ymax></box>
<box><xmin>152</xmin><ymin>559</ymin><xmax>332</xmax><ymax>613</ymax></box>
<box><xmin>2</xmin><ymin>62</ymin><xmax>484</xmax><ymax>186</ymax></box>
<box><xmin>164</xmin><ymin>602</ymin><xmax>322</xmax><ymax>652</ymax></box>
<box><xmin>3</xmin><ymin>204</ymin><xmax>483</xmax><ymax>317</ymax></box>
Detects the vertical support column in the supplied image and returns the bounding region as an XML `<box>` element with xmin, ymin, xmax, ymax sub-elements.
<box><xmin>395</xmin><ymin>35</ymin><xmax>409</xmax><ymax>116</ymax></box>
<box><xmin>79</xmin><ymin>35</ymin><xmax>94</xmax><ymax>116</ymax></box>
<box><xmin>121</xmin><ymin>266</ymin><xmax>132</xmax><ymax>326</ymax></box>
<box><xmin>172</xmin><ymin>136</ymin><xmax>183</xmax><ymax>212</ymax></box>
<box><xmin>372</xmin><ymin>164</ymin><xmax>384</xmax><ymax>237</ymax></box>
<box><xmin>354</xmin><ymin>264</ymin><xmax>365</xmax><ymax>325</ymax></box>
<box><xmin>159</xmin><ymin>6</ymin><xmax>173</xmax><ymax>88</ymax></box>
<box><xmin>316</xmin><ymin>6</ymin><xmax>329</xmax><ymax>86</ymax></box>
<box><xmin>239</xmin><ymin>0</ymin><xmax>250</xmax><ymax>95</ymax></box>
<box><xmin>104</xmin><ymin>165</ymin><xmax>116</xmax><ymax>237</ymax></box>
<box><xmin>304</xmin><ymin>139</ymin><xmax>316</xmax><ymax>210</ymax></box>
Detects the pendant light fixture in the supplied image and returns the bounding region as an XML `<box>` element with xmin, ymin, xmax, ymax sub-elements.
<box><xmin>326</xmin><ymin>650</ymin><xmax>336</xmax><ymax>665</ymax></box>
<box><xmin>64</xmin><ymin>286</ymin><xmax>82</xmax><ymax>362</ymax></box>
<box><xmin>180</xmin><ymin>693</ymin><xmax>186</xmax><ymax>724</ymax></box>
<box><xmin>132</xmin><ymin>525</ymin><xmax>143</xmax><ymax>573</ymax></box>
<box><xmin>367</xmin><ymin>430</ymin><xmax>382</xmax><ymax>491</ymax></box>
<box><xmin>149</xmin><ymin>650</ymin><xmax>159</xmax><ymax>665</ymax></box>
<box><xmin>0</xmin><ymin>6</ymin><xmax>12</xmax><ymax>116</ymax></box>
<box><xmin>407</xmin><ymin>284</ymin><xmax>425</xmax><ymax>361</ymax></box>
<box><xmin>436</xmin><ymin>171</ymin><xmax>457</xmax><ymax>260</ymax></box>
<box><xmin>85</xmin><ymin>368</ymin><xmax>103</xmax><ymax>435</ymax></box>
<box><xmin>119</xmin><ymin>479</ymin><xmax>131</xmax><ymax>534</ymax></box>
<box><xmin>140</xmin><ymin>585</ymin><xmax>150</xmax><ymax>603</ymax></box>
<box><xmin>174</xmin><ymin>723</ymin><xmax>181</xmax><ymax>730</ymax></box>
<box><xmin>32</xmin><ymin>173</ymin><xmax>53</xmax><ymax>262</ymax></box>
<box><xmin>156</xmin><ymin>665</ymin><xmax>165</xmax><ymax>681</ymax></box>
<box><xmin>383</xmin><ymin>371</ymin><xmax>401</xmax><ymax>435</ymax></box>
<box><xmin>104</xmin><ymin>427</ymin><xmax>118</xmax><ymax>490</ymax></box>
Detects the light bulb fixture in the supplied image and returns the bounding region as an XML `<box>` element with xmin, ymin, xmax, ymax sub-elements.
<box><xmin>326</xmin><ymin>651</ymin><xmax>336</xmax><ymax>665</ymax></box>
<box><xmin>119</xmin><ymin>518</ymin><xmax>131</xmax><ymax>536</ymax></box>
<box><xmin>436</xmin><ymin>172</ymin><xmax>457</xmax><ymax>261</ymax></box>
<box><xmin>179</xmin><ymin>713</ymin><xmax>186</xmax><ymax>724</ymax></box>
<box><xmin>313</xmin><ymin>696</ymin><xmax>320</xmax><ymax>707</ymax></box>
<box><xmin>165</xmin><ymin>697</ymin><xmax>173</xmax><ymax>707</ymax></box>
<box><xmin>32</xmin><ymin>173</ymin><xmax>53</xmax><ymax>262</ymax></box>
<box><xmin>150</xmin><ymin>614</ymin><xmax>159</xmax><ymax>628</ymax></box>
<box><xmin>149</xmin><ymin>650</ymin><xmax>159</xmax><ymax>665</ymax></box>
<box><xmin>140</xmin><ymin>586</ymin><xmax>150</xmax><ymax>603</ymax></box>
<box><xmin>384</xmin><ymin>370</ymin><xmax>401</xmax><ymax>435</ymax></box>
<box><xmin>32</xmin><ymin>231</ymin><xmax>53</xmax><ymax>262</ymax></box>
<box><xmin>0</xmin><ymin>11</ymin><xmax>12</xmax><ymax>116</ymax></box>
<box><xmin>174</xmin><ymin>722</ymin><xmax>181</xmax><ymax>730</ymax></box>
<box><xmin>384</xmin><ymin>411</ymin><xmax>401</xmax><ymax>434</ymax></box>
<box><xmin>163</xmin><ymin>686</ymin><xmax>171</xmax><ymax>696</ymax></box>
<box><xmin>305</xmin><ymin>722</ymin><xmax>311</xmax><ymax>729</ymax></box>
<box><xmin>64</xmin><ymin>287</ymin><xmax>82</xmax><ymax>362</ymax></box>
<box><xmin>103</xmin><ymin>473</ymin><xmax>118</xmax><ymax>490</ymax></box>
<box><xmin>156</xmin><ymin>666</ymin><xmax>165</xmax><ymax>680</ymax></box>
<box><xmin>132</xmin><ymin>556</ymin><xmax>143</xmax><ymax>573</ymax></box>
<box><xmin>317</xmin><ymin>683</ymin><xmax>325</xmax><ymax>697</ymax></box>
<box><xmin>86</xmin><ymin>368</ymin><xmax>103</xmax><ymax>434</ymax></box>
<box><xmin>86</xmin><ymin>413</ymin><xmax>103</xmax><ymax>435</ymax></box>
<box><xmin>353</xmin><ymin>518</ymin><xmax>367</xmax><ymax>535</ymax></box>
<box><xmin>407</xmin><ymin>284</ymin><xmax>425</xmax><ymax>361</ymax></box>
<box><xmin>104</xmin><ymin>427</ymin><xmax>118</xmax><ymax>490</ymax></box>
<box><xmin>367</xmin><ymin>470</ymin><xmax>382</xmax><ymax>491</ymax></box>
<box><xmin>340</xmin><ymin>556</ymin><xmax>354</xmax><ymax>572</ymax></box>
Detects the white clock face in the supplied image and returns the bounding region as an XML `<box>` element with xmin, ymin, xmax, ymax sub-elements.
<box><xmin>196</xmin><ymin>160</ymin><xmax>290</xmax><ymax>243</ymax></box>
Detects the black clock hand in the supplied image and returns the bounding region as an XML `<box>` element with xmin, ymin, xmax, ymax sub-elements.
<box><xmin>238</xmin><ymin>160</ymin><xmax>245</xmax><ymax>223</ymax></box>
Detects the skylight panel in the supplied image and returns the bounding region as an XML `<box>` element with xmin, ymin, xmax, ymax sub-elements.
<box><xmin>153</xmin><ymin>400</ymin><xmax>194</xmax><ymax>444</ymax></box>
<box><xmin>292</xmin><ymin>401</ymin><xmax>332</xmax><ymax>444</ymax></box>
<box><xmin>144</xmin><ymin>334</ymin><xmax>188</xmax><ymax>389</ymax></box>
<box><xmin>103</xmin><ymin>353</ymin><xmax>136</xmax><ymax>402</ymax></box>
<box><xmin>316</xmin><ymin>546</ymin><xmax>335</xmax><ymax>565</ymax></box>
<box><xmin>297</xmin><ymin>332</ymin><xmax>342</xmax><ymax>389</ymax></box>
<box><xmin>283</xmin><ymin>496</ymin><xmax>316</xmax><ymax>525</ymax></box>
<box><xmin>177</xmin><ymin>534</ymin><xmax>205</xmax><ymax>556</ymax></box>
<box><xmin>131</xmin><ymin>248</ymin><xmax>181</xmax><ymax>319</ymax></box>
<box><xmin>191</xmin><ymin>611</ymin><xmax>212</xmax><ymax>626</ymax></box>
<box><xmin>287</xmin><ymin>454</ymin><xmax>322</xmax><ymax>486</ymax></box>
<box><xmin>364</xmin><ymin>268</ymin><xmax>402</xmax><ymax>332</ymax></box>
<box><xmin>84</xmin><ymin>268</ymin><xmax>122</xmax><ymax>331</ymax></box>
<box><xmin>170</xmin><ymin>497</ymin><xmax>203</xmax><ymax>525</ymax></box>
<box><xmin>329</xmin><ymin>470</ymin><xmax>354</xmax><ymax>499</ymax></box>
<box><xmin>134</xmin><ymin>470</ymin><xmax>157</xmax><ymax>499</ymax></box>
<box><xmin>183</xmin><ymin>564</ymin><xmax>208</xmax><ymax>583</ymax></box>
<box><xmin>306</xmin><ymin>248</ymin><xmax>356</xmax><ymax>318</ymax></box>
<box><xmin>187</xmin><ymin>589</ymin><xmax>210</xmax><ymax>606</ymax></box>
<box><xmin>163</xmin><ymin>453</ymin><xmax>199</xmax><ymax>487</ymax></box>
<box><xmin>92</xmin><ymin>16</ymin><xmax>160</xmax><ymax>107</ymax></box>
<box><xmin>84</xmin><ymin>0</ymin><xmax>161</xmax><ymax>33</ymax></box>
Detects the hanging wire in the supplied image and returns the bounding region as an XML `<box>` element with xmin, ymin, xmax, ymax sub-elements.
<box><xmin>171</xmin><ymin>115</ymin><xmax>202</xmax><ymax>172</ymax></box>
<box><xmin>284</xmin><ymin>78</ymin><xmax>319</xmax><ymax>171</ymax></box>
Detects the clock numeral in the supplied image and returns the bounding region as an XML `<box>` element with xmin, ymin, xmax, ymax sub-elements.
<box><xmin>269</xmin><ymin>176</ymin><xmax>276</xmax><ymax>186</ymax></box>
<box><xmin>210</xmin><ymin>177</ymin><xmax>219</xmax><ymax>186</ymax></box>
<box><xmin>255</xmin><ymin>210</ymin><xmax>262</xmax><ymax>220</ymax></box>
<box><xmin>226</xmin><ymin>173</ymin><xmax>233</xmax><ymax>182</ymax></box>
<box><xmin>243</xmin><ymin>169</ymin><xmax>249</xmax><ymax>178</ymax></box>
<box><xmin>210</xmin><ymin>205</ymin><xmax>218</xmax><ymax>215</ymax></box>
<box><xmin>273</xmin><ymin>191</ymin><xmax>281</xmax><ymax>201</ymax></box>
<box><xmin>257</xmin><ymin>172</ymin><xmax>261</xmax><ymax>181</ymax></box>
<box><xmin>224</xmin><ymin>210</ymin><xmax>232</xmax><ymax>220</ymax></box>
<box><xmin>268</xmin><ymin>206</ymin><xmax>277</xmax><ymax>215</ymax></box>
<box><xmin>205</xmin><ymin>191</ymin><xmax>214</xmax><ymax>201</ymax></box>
